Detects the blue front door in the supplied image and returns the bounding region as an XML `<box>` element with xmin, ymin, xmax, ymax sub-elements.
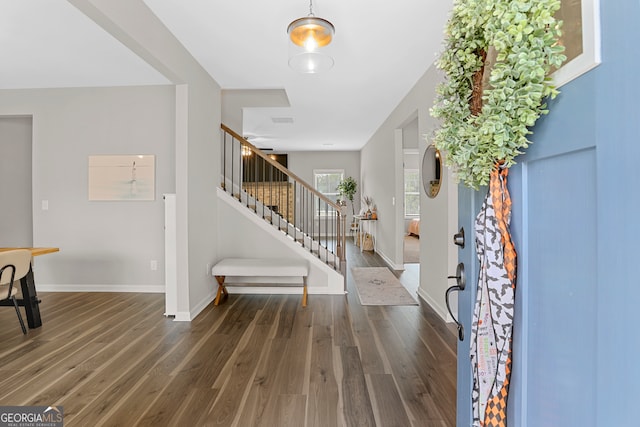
<box><xmin>454</xmin><ymin>1</ymin><xmax>640</xmax><ymax>424</ymax></box>
<box><xmin>455</xmin><ymin>185</ymin><xmax>485</xmax><ymax>427</ymax></box>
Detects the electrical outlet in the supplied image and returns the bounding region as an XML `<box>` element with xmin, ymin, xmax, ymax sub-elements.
<box><xmin>206</xmin><ymin>262</ymin><xmax>211</xmax><ymax>276</ymax></box>
<box><xmin>150</xmin><ymin>260</ymin><xmax>158</xmax><ymax>271</ymax></box>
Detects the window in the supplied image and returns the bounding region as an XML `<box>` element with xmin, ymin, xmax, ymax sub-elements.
<box><xmin>404</xmin><ymin>169</ymin><xmax>420</xmax><ymax>217</ymax></box>
<box><xmin>314</xmin><ymin>170</ymin><xmax>344</xmax><ymax>216</ymax></box>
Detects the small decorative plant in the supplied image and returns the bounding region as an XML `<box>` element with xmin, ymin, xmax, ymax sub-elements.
<box><xmin>430</xmin><ymin>0</ymin><xmax>566</xmax><ymax>189</ymax></box>
<box><xmin>337</xmin><ymin>176</ymin><xmax>358</xmax><ymax>215</ymax></box>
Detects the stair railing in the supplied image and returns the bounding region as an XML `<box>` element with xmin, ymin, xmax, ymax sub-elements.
<box><xmin>221</xmin><ymin>124</ymin><xmax>346</xmax><ymax>284</ymax></box>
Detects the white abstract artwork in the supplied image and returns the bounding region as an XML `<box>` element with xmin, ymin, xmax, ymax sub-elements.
<box><xmin>88</xmin><ymin>155</ymin><xmax>155</xmax><ymax>201</ymax></box>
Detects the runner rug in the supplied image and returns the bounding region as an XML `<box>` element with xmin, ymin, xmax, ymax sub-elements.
<box><xmin>351</xmin><ymin>267</ymin><xmax>418</xmax><ymax>306</ymax></box>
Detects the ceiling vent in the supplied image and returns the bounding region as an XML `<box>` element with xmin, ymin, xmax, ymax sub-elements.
<box><xmin>271</xmin><ymin>117</ymin><xmax>294</xmax><ymax>124</ymax></box>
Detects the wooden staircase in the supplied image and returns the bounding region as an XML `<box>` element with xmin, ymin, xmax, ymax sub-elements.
<box><xmin>221</xmin><ymin>124</ymin><xmax>346</xmax><ymax>275</ymax></box>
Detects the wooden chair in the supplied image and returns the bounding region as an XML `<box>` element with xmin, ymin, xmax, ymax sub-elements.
<box><xmin>0</xmin><ymin>249</ymin><xmax>32</xmax><ymax>334</ymax></box>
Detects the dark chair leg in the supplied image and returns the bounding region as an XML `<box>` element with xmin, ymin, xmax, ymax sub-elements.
<box><xmin>11</xmin><ymin>296</ymin><xmax>27</xmax><ymax>334</ymax></box>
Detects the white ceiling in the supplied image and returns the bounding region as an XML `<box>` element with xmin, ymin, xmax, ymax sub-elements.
<box><xmin>0</xmin><ymin>1</ymin><xmax>170</xmax><ymax>89</ymax></box>
<box><xmin>1</xmin><ymin>0</ymin><xmax>452</xmax><ymax>152</ymax></box>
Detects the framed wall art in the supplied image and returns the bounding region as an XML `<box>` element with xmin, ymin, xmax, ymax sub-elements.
<box><xmin>88</xmin><ymin>155</ymin><xmax>155</xmax><ymax>201</ymax></box>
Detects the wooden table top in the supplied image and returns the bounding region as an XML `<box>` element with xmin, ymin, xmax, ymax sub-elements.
<box><xmin>0</xmin><ymin>247</ymin><xmax>60</xmax><ymax>256</ymax></box>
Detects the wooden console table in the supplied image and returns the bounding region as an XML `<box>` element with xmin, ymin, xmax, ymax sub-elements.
<box><xmin>0</xmin><ymin>247</ymin><xmax>59</xmax><ymax>329</ymax></box>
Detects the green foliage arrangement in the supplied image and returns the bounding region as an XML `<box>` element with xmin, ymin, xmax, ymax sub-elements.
<box><xmin>431</xmin><ymin>0</ymin><xmax>566</xmax><ymax>189</ymax></box>
<box><xmin>337</xmin><ymin>176</ymin><xmax>358</xmax><ymax>215</ymax></box>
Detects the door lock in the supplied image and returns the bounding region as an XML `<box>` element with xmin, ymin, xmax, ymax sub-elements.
<box><xmin>453</xmin><ymin>227</ymin><xmax>465</xmax><ymax>248</ymax></box>
<box><xmin>446</xmin><ymin>262</ymin><xmax>465</xmax><ymax>341</ymax></box>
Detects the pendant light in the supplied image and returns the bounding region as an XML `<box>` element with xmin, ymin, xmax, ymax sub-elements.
<box><xmin>287</xmin><ymin>0</ymin><xmax>335</xmax><ymax>73</ymax></box>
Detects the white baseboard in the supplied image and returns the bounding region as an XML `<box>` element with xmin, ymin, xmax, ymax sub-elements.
<box><xmin>37</xmin><ymin>284</ymin><xmax>165</xmax><ymax>293</ymax></box>
<box><xmin>376</xmin><ymin>249</ymin><xmax>404</xmax><ymax>271</ymax></box>
<box><xmin>417</xmin><ymin>287</ymin><xmax>452</xmax><ymax>323</ymax></box>
<box><xmin>182</xmin><ymin>289</ymin><xmax>217</xmax><ymax>322</ymax></box>
<box><xmin>173</xmin><ymin>312</ymin><xmax>192</xmax><ymax>322</ymax></box>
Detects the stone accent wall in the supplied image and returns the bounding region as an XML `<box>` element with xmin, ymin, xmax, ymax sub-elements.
<box><xmin>243</xmin><ymin>182</ymin><xmax>294</xmax><ymax>223</ymax></box>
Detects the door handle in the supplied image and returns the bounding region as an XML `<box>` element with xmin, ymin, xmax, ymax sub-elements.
<box><xmin>446</xmin><ymin>262</ymin><xmax>465</xmax><ymax>341</ymax></box>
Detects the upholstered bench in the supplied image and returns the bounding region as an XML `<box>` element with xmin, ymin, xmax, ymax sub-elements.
<box><xmin>211</xmin><ymin>258</ymin><xmax>310</xmax><ymax>307</ymax></box>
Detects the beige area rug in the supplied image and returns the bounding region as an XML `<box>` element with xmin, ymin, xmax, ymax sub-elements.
<box><xmin>351</xmin><ymin>267</ymin><xmax>418</xmax><ymax>306</ymax></box>
<box><xmin>404</xmin><ymin>235</ymin><xmax>420</xmax><ymax>264</ymax></box>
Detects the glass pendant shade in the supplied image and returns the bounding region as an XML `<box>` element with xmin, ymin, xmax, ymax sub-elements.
<box><xmin>287</xmin><ymin>14</ymin><xmax>335</xmax><ymax>73</ymax></box>
<box><xmin>288</xmin><ymin>51</ymin><xmax>334</xmax><ymax>74</ymax></box>
<box><xmin>287</xmin><ymin>17</ymin><xmax>334</xmax><ymax>49</ymax></box>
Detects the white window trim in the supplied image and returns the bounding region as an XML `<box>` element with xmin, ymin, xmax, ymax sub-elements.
<box><xmin>313</xmin><ymin>169</ymin><xmax>344</xmax><ymax>217</ymax></box>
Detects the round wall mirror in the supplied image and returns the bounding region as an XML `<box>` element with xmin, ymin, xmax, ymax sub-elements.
<box><xmin>422</xmin><ymin>144</ymin><xmax>442</xmax><ymax>198</ymax></box>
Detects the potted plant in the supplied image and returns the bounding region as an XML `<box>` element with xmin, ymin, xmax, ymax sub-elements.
<box><xmin>337</xmin><ymin>177</ymin><xmax>358</xmax><ymax>216</ymax></box>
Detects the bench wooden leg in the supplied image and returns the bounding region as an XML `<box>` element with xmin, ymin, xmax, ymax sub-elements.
<box><xmin>214</xmin><ymin>275</ymin><xmax>228</xmax><ymax>306</ymax></box>
<box><xmin>302</xmin><ymin>276</ymin><xmax>308</xmax><ymax>308</ymax></box>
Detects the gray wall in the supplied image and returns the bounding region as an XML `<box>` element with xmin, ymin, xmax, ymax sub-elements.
<box><xmin>402</xmin><ymin>117</ymin><xmax>419</xmax><ymax>149</ymax></box>
<box><xmin>0</xmin><ymin>86</ymin><xmax>175</xmax><ymax>290</ymax></box>
<box><xmin>360</xmin><ymin>64</ymin><xmax>458</xmax><ymax>320</ymax></box>
<box><xmin>0</xmin><ymin>117</ymin><xmax>33</xmax><ymax>246</ymax></box>
<box><xmin>73</xmin><ymin>0</ymin><xmax>222</xmax><ymax>319</ymax></box>
<box><xmin>216</xmin><ymin>191</ymin><xmax>343</xmax><ymax>291</ymax></box>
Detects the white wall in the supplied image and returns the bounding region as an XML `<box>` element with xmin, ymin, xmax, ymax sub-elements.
<box><xmin>73</xmin><ymin>0</ymin><xmax>222</xmax><ymax>320</ymax></box>
<box><xmin>216</xmin><ymin>190</ymin><xmax>343</xmax><ymax>293</ymax></box>
<box><xmin>221</xmin><ymin>89</ymin><xmax>289</xmax><ymax>134</ymax></box>
<box><xmin>0</xmin><ymin>117</ymin><xmax>33</xmax><ymax>246</ymax></box>
<box><xmin>404</xmin><ymin>151</ymin><xmax>419</xmax><ymax>169</ymax></box>
<box><xmin>0</xmin><ymin>0</ymin><xmax>223</xmax><ymax>320</ymax></box>
<box><xmin>360</xmin><ymin>64</ymin><xmax>458</xmax><ymax>321</ymax></box>
<box><xmin>0</xmin><ymin>86</ymin><xmax>174</xmax><ymax>291</ymax></box>
<box><xmin>403</xmin><ymin>117</ymin><xmax>419</xmax><ymax>149</ymax></box>
<box><xmin>418</xmin><ymin>81</ymin><xmax>459</xmax><ymax>320</ymax></box>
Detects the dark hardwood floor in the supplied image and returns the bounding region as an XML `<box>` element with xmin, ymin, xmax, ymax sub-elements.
<box><xmin>0</xmin><ymin>241</ymin><xmax>456</xmax><ymax>426</ymax></box>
